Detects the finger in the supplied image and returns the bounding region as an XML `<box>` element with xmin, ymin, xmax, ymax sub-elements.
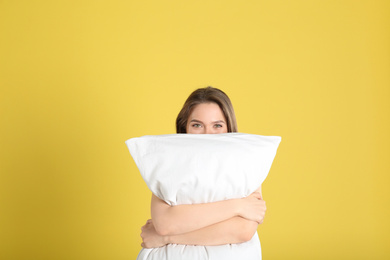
<box><xmin>252</xmin><ymin>192</ymin><xmax>262</xmax><ymax>200</ymax></box>
<box><xmin>147</xmin><ymin>219</ymin><xmax>152</xmax><ymax>224</ymax></box>
<box><xmin>253</xmin><ymin>191</ymin><xmax>263</xmax><ymax>199</ymax></box>
<box><xmin>260</xmin><ymin>215</ymin><xmax>265</xmax><ymax>224</ymax></box>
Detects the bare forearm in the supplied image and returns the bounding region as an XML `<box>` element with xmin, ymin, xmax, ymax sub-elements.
<box><xmin>165</xmin><ymin>217</ymin><xmax>258</xmax><ymax>246</ymax></box>
<box><xmin>152</xmin><ymin>195</ymin><xmax>242</xmax><ymax>236</ymax></box>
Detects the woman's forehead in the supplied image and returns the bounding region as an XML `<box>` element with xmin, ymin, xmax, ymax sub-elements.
<box><xmin>188</xmin><ymin>103</ymin><xmax>226</xmax><ymax>121</ymax></box>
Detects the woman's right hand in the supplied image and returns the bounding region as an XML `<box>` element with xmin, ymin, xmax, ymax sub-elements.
<box><xmin>141</xmin><ymin>219</ymin><xmax>169</xmax><ymax>248</ymax></box>
<box><xmin>238</xmin><ymin>192</ymin><xmax>266</xmax><ymax>224</ymax></box>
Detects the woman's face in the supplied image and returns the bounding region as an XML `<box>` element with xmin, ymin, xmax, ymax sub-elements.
<box><xmin>186</xmin><ymin>102</ymin><xmax>228</xmax><ymax>134</ymax></box>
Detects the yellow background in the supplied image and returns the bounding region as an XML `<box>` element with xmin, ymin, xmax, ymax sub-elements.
<box><xmin>1</xmin><ymin>1</ymin><xmax>389</xmax><ymax>259</ymax></box>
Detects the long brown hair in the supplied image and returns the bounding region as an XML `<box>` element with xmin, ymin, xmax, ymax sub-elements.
<box><xmin>176</xmin><ymin>86</ymin><xmax>238</xmax><ymax>133</ymax></box>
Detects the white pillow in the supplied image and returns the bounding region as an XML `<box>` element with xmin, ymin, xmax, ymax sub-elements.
<box><xmin>126</xmin><ymin>133</ymin><xmax>281</xmax><ymax>205</ymax></box>
<box><xmin>125</xmin><ymin>133</ymin><xmax>281</xmax><ymax>260</ymax></box>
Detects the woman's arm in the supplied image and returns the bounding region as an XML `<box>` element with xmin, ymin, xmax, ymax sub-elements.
<box><xmin>151</xmin><ymin>187</ymin><xmax>265</xmax><ymax>236</ymax></box>
<box><xmin>141</xmin><ymin>216</ymin><xmax>259</xmax><ymax>248</ymax></box>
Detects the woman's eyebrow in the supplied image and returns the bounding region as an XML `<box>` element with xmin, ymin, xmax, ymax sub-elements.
<box><xmin>212</xmin><ymin>120</ymin><xmax>226</xmax><ymax>124</ymax></box>
<box><xmin>189</xmin><ymin>119</ymin><xmax>203</xmax><ymax>123</ymax></box>
<box><xmin>189</xmin><ymin>119</ymin><xmax>226</xmax><ymax>124</ymax></box>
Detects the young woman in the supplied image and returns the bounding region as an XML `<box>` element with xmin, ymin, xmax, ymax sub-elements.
<box><xmin>139</xmin><ymin>87</ymin><xmax>266</xmax><ymax>249</ymax></box>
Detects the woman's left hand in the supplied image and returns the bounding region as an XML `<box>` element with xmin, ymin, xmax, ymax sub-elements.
<box><xmin>141</xmin><ymin>219</ymin><xmax>169</xmax><ymax>248</ymax></box>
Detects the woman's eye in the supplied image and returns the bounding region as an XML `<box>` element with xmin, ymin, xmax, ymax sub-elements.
<box><xmin>192</xmin><ymin>124</ymin><xmax>201</xmax><ymax>128</ymax></box>
<box><xmin>214</xmin><ymin>124</ymin><xmax>222</xmax><ymax>128</ymax></box>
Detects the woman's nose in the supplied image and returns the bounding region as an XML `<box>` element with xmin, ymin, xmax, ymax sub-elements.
<box><xmin>204</xmin><ymin>127</ymin><xmax>215</xmax><ymax>134</ymax></box>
